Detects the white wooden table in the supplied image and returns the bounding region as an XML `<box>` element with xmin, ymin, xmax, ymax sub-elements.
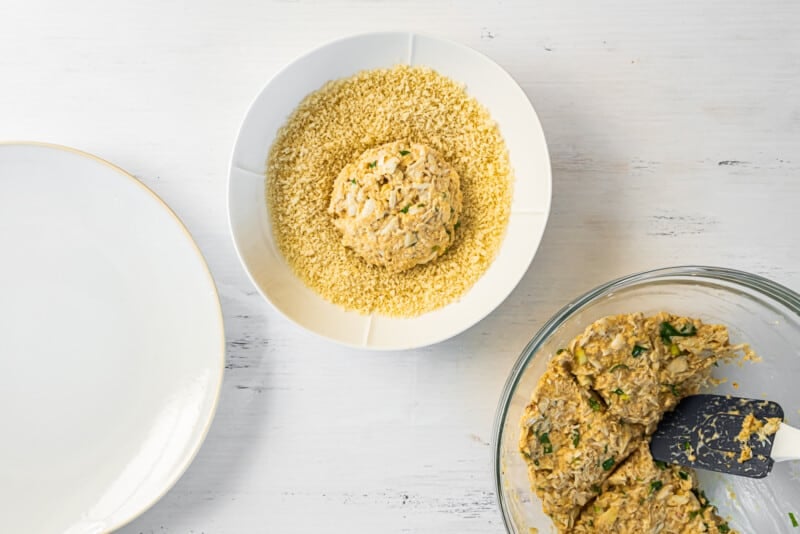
<box><xmin>2</xmin><ymin>1</ymin><xmax>799</xmax><ymax>532</ymax></box>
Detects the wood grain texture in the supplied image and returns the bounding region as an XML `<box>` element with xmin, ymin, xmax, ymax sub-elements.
<box><xmin>1</xmin><ymin>0</ymin><xmax>798</xmax><ymax>532</ymax></box>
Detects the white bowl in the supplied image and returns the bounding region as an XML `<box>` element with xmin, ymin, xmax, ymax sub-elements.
<box><xmin>228</xmin><ymin>32</ymin><xmax>551</xmax><ymax>350</ymax></box>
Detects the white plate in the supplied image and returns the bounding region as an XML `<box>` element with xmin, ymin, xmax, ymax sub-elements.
<box><xmin>228</xmin><ymin>32</ymin><xmax>551</xmax><ymax>350</ymax></box>
<box><xmin>0</xmin><ymin>143</ymin><xmax>224</xmax><ymax>533</ymax></box>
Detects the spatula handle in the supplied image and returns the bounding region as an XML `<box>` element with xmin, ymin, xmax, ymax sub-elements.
<box><xmin>771</xmin><ymin>423</ymin><xmax>800</xmax><ymax>463</ymax></box>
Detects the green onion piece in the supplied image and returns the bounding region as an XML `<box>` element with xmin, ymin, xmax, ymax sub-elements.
<box><xmin>602</xmin><ymin>457</ymin><xmax>615</xmax><ymax>471</ymax></box>
<box><xmin>591</xmin><ymin>483</ymin><xmax>601</xmax><ymax>494</ymax></box>
<box><xmin>791</xmin><ymin>512</ymin><xmax>799</xmax><ymax>528</ymax></box>
<box><xmin>660</xmin><ymin>321</ymin><xmax>697</xmax><ymax>344</ymax></box>
<box><xmin>679</xmin><ymin>471</ymin><xmax>689</xmax><ymax>480</ymax></box>
<box><xmin>654</xmin><ymin>460</ymin><xmax>667</xmax><ymax>470</ymax></box>
<box><xmin>613</xmin><ymin>388</ymin><xmax>630</xmax><ymax>402</ymax></box>
<box><xmin>556</xmin><ymin>348</ymin><xmax>566</xmax><ymax>355</ymax></box>
<box><xmin>588</xmin><ymin>398</ymin><xmax>601</xmax><ymax>411</ymax></box>
<box><xmin>682</xmin><ymin>441</ymin><xmax>692</xmax><ymax>451</ymax></box>
<box><xmin>533</xmin><ymin>459</ymin><xmax>539</xmax><ymax>466</ymax></box>
<box><xmin>632</xmin><ymin>344</ymin><xmax>648</xmax><ymax>357</ymax></box>
<box><xmin>572</xmin><ymin>429</ymin><xmax>580</xmax><ymax>447</ymax></box>
<box><xmin>350</xmin><ymin>178</ymin><xmax>357</xmax><ymax>185</ymax></box>
<box><xmin>368</xmin><ymin>160</ymin><xmax>377</xmax><ymax>168</ymax></box>
<box><xmin>400</xmin><ymin>205</ymin><xmax>410</xmax><ymax>214</ymax></box>
<box><xmin>689</xmin><ymin>510</ymin><xmax>701</xmax><ymax>519</ymax></box>
<box><xmin>399</xmin><ymin>150</ymin><xmax>411</xmax><ymax>156</ymax></box>
<box><xmin>670</xmin><ymin>384</ymin><xmax>680</xmax><ymax>396</ymax></box>
<box><xmin>719</xmin><ymin>524</ymin><xmax>730</xmax><ymax>533</ymax></box>
<box><xmin>650</xmin><ymin>480</ymin><xmax>663</xmax><ymax>494</ymax></box>
<box><xmin>454</xmin><ymin>221</ymin><xmax>461</xmax><ymax>230</ymax></box>
<box><xmin>537</xmin><ymin>432</ymin><xmax>553</xmax><ymax>453</ymax></box>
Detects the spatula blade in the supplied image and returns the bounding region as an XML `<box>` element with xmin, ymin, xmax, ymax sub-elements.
<box><xmin>649</xmin><ymin>394</ymin><xmax>784</xmax><ymax>478</ymax></box>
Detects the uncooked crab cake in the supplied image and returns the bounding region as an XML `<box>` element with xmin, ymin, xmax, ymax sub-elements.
<box><xmin>328</xmin><ymin>141</ymin><xmax>463</xmax><ymax>273</ymax></box>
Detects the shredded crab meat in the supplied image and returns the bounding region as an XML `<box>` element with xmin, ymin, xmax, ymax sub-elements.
<box><xmin>572</xmin><ymin>444</ymin><xmax>733</xmax><ymax>534</ymax></box>
<box><xmin>735</xmin><ymin>413</ymin><xmax>782</xmax><ymax>463</ymax></box>
<box><xmin>520</xmin><ymin>312</ymin><xmax>750</xmax><ymax>534</ymax></box>
<box><xmin>328</xmin><ymin>140</ymin><xmax>462</xmax><ymax>273</ymax></box>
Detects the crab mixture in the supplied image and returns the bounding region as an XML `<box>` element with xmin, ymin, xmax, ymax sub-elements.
<box><xmin>328</xmin><ymin>140</ymin><xmax>462</xmax><ymax>273</ymax></box>
<box><xmin>735</xmin><ymin>413</ymin><xmax>781</xmax><ymax>463</ymax></box>
<box><xmin>520</xmin><ymin>312</ymin><xmax>749</xmax><ymax>533</ymax></box>
<box><xmin>572</xmin><ymin>443</ymin><xmax>731</xmax><ymax>533</ymax></box>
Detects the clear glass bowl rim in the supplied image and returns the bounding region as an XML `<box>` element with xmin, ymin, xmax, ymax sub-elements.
<box><xmin>491</xmin><ymin>265</ymin><xmax>800</xmax><ymax>532</ymax></box>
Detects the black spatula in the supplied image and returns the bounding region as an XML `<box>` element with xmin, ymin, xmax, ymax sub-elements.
<box><xmin>650</xmin><ymin>394</ymin><xmax>799</xmax><ymax>478</ymax></box>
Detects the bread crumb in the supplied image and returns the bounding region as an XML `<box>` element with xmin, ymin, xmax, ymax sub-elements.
<box><xmin>266</xmin><ymin>65</ymin><xmax>513</xmax><ymax>316</ymax></box>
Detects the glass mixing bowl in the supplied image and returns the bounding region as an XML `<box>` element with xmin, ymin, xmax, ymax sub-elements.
<box><xmin>493</xmin><ymin>266</ymin><xmax>800</xmax><ymax>533</ymax></box>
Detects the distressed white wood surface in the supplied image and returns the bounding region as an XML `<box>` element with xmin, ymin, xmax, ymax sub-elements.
<box><xmin>2</xmin><ymin>0</ymin><xmax>799</xmax><ymax>532</ymax></box>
